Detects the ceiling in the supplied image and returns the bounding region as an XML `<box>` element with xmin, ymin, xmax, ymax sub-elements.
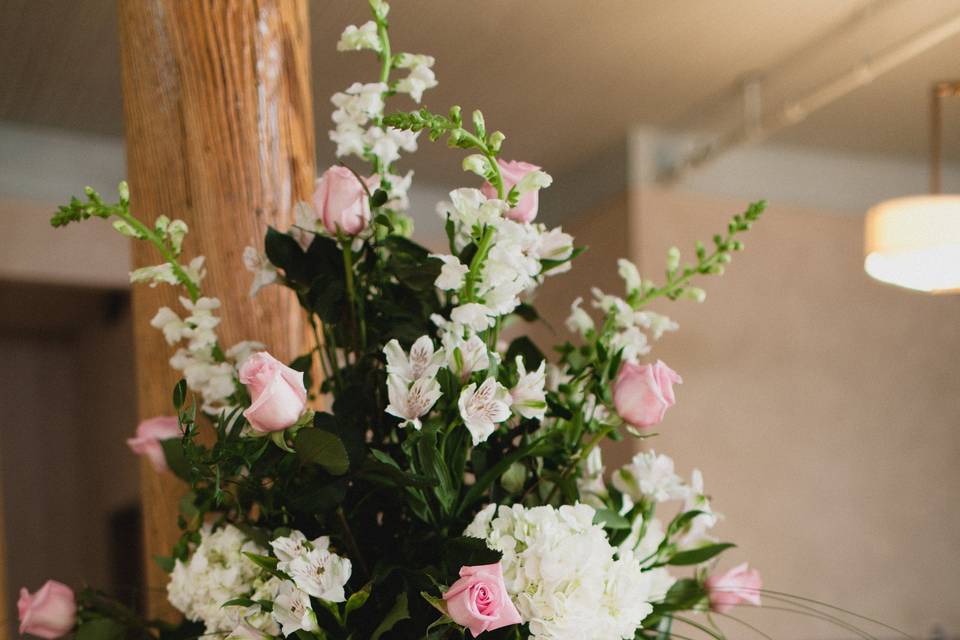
<box><xmin>1</xmin><ymin>0</ymin><xmax>958</xmax><ymax>184</ymax></box>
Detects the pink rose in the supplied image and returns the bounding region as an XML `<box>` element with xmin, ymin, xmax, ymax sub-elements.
<box><xmin>612</xmin><ymin>359</ymin><xmax>682</xmax><ymax>428</ymax></box>
<box><xmin>127</xmin><ymin>416</ymin><xmax>182</xmax><ymax>472</ymax></box>
<box><xmin>239</xmin><ymin>351</ymin><xmax>307</xmax><ymax>433</ymax></box>
<box><xmin>18</xmin><ymin>580</ymin><xmax>76</xmax><ymax>639</ymax></box>
<box><xmin>705</xmin><ymin>562</ymin><xmax>762</xmax><ymax>613</ymax></box>
<box><xmin>481</xmin><ymin>159</ymin><xmax>541</xmax><ymax>223</ymax></box>
<box><xmin>443</xmin><ymin>563</ymin><xmax>522</xmax><ymax>637</ymax></box>
<box><xmin>312</xmin><ymin>165</ymin><xmax>375</xmax><ymax>236</ymax></box>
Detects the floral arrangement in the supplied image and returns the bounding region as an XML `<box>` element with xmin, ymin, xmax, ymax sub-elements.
<box><xmin>26</xmin><ymin>2</ymin><xmax>772</xmax><ymax>639</ymax></box>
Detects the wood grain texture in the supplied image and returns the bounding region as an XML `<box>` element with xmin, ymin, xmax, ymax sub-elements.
<box><xmin>117</xmin><ymin>0</ymin><xmax>314</xmax><ymax>617</ymax></box>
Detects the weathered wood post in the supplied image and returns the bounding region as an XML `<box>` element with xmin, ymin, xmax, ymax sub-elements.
<box><xmin>117</xmin><ymin>0</ymin><xmax>315</xmax><ymax>616</ymax></box>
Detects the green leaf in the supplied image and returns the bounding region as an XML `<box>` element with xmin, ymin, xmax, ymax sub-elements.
<box><xmin>593</xmin><ymin>508</ymin><xmax>631</xmax><ymax>530</ymax></box>
<box><xmin>443</xmin><ymin>537</ymin><xmax>502</xmax><ymax>575</ymax></box>
<box><xmin>370</xmin><ymin>591</ymin><xmax>410</xmax><ymax>640</ymax></box>
<box><xmin>295</xmin><ymin>428</ymin><xmax>350</xmax><ymax>476</ymax></box>
<box><xmin>153</xmin><ymin>555</ymin><xmax>175</xmax><ymax>572</ymax></box>
<box><xmin>220</xmin><ymin>597</ymin><xmax>257</xmax><ymax>609</ymax></box>
<box><xmin>264</xmin><ymin>226</ymin><xmax>307</xmax><ymax>282</ymax></box>
<box><xmin>76</xmin><ymin>618</ymin><xmax>125</xmax><ymax>640</ymax></box>
<box><xmin>458</xmin><ymin>436</ymin><xmax>556</xmax><ymax>515</ymax></box>
<box><xmin>505</xmin><ymin>336</ymin><xmax>545</xmax><ymax>370</ymax></box>
<box><xmin>418</xmin><ymin>428</ymin><xmax>455</xmax><ymax>513</ymax></box>
<box><xmin>666</xmin><ymin>509</ymin><xmax>707</xmax><ymax>537</ymax></box>
<box><xmin>667</xmin><ymin>542</ymin><xmax>736</xmax><ymax>566</ymax></box>
<box><xmin>159</xmin><ymin>438</ymin><xmax>191</xmax><ymax>480</ymax></box>
<box><xmin>307</xmin><ymin>277</ymin><xmax>346</xmax><ymax>325</ymax></box>
<box><xmin>344</xmin><ymin>585</ymin><xmax>371</xmax><ymax>621</ymax></box>
<box><xmin>172</xmin><ymin>379</ymin><xmax>187</xmax><ymax>410</ymax></box>
<box><xmin>370</xmin><ymin>189</ymin><xmax>389</xmax><ymax>208</ymax></box>
<box><xmin>512</xmin><ymin>303</ymin><xmax>539</xmax><ymax>322</ymax></box>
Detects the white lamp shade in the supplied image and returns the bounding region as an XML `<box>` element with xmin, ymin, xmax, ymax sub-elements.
<box><xmin>864</xmin><ymin>194</ymin><xmax>960</xmax><ymax>293</ymax></box>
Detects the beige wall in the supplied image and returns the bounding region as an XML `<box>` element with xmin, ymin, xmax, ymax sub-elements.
<box><xmin>631</xmin><ymin>188</ymin><xmax>960</xmax><ymax>637</ymax></box>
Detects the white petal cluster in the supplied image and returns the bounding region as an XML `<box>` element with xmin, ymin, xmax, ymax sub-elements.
<box><xmin>394</xmin><ymin>53</ymin><xmax>438</xmax><ymax>103</ymax></box>
<box><xmin>337</xmin><ymin>21</ymin><xmax>381</xmax><ymax>52</ymax></box>
<box><xmin>384</xmin><ymin>336</ymin><xmax>444</xmax><ymax>430</ymax></box>
<box><xmin>510</xmin><ymin>356</ymin><xmax>547</xmax><ymax>421</ymax></box>
<box><xmin>265</xmin><ymin>531</ymin><xmax>352</xmax><ymax>636</ymax></box>
<box><xmin>130</xmin><ymin>256</ymin><xmax>206</xmax><ymax>290</ymax></box>
<box><xmin>587</xmin><ymin>285</ymin><xmax>678</xmax><ymax>363</ymax></box>
<box><xmin>167</xmin><ymin>524</ymin><xmax>267</xmax><ymax>634</ymax></box>
<box><xmin>612</xmin><ymin>450</ymin><xmax>688</xmax><ymax>503</ymax></box>
<box><xmin>433</xmin><ymin>187</ymin><xmax>572</xmax><ymax>328</ymax></box>
<box><xmin>458</xmin><ymin>377</ymin><xmax>511</xmax><ymax>444</ymax></box>
<box><xmin>465</xmin><ymin>503</ymin><xmax>669</xmax><ymax>640</ymax></box>
<box><xmin>242</xmin><ymin>246</ymin><xmax>278</xmax><ymax>297</ymax></box>
<box><xmin>576</xmin><ymin>447</ymin><xmax>608</xmax><ymax>509</ymax></box>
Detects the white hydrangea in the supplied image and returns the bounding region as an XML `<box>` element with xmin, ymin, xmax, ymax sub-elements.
<box><xmin>612</xmin><ymin>450</ymin><xmax>687</xmax><ymax>503</ymax></box>
<box><xmin>167</xmin><ymin>524</ymin><xmax>266</xmax><ymax>634</ymax></box>
<box><xmin>465</xmin><ymin>503</ymin><xmax>665</xmax><ymax>640</ymax></box>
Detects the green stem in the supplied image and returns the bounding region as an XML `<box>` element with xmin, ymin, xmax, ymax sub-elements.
<box><xmin>336</xmin><ymin>506</ymin><xmax>370</xmax><ymax>580</ymax></box>
<box><xmin>376</xmin><ymin>17</ymin><xmax>391</xmax><ymax>86</ymax></box>
<box><xmin>544</xmin><ymin>421</ymin><xmax>617</xmax><ymax>505</ymax></box>
<box><xmin>462</xmin><ymin>225</ymin><xmax>495</xmax><ymax>302</ymax></box>
<box><xmin>119</xmin><ymin>209</ymin><xmax>201</xmax><ymax>302</ymax></box>
<box><xmin>340</xmin><ymin>238</ymin><xmax>366</xmax><ymax>352</ymax></box>
<box><xmin>308</xmin><ymin>314</ymin><xmax>331</xmax><ymax>383</ymax></box>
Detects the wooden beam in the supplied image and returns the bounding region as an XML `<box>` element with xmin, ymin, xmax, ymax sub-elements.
<box><xmin>118</xmin><ymin>0</ymin><xmax>315</xmax><ymax>617</ymax></box>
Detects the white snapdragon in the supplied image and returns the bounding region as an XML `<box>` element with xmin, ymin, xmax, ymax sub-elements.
<box><xmin>432</xmin><ymin>254</ymin><xmax>469</xmax><ymax>291</ymax></box>
<box><xmin>167</xmin><ymin>524</ymin><xmax>266</xmax><ymax>634</ymax></box>
<box><xmin>437</xmin><ymin>189</ymin><xmax>509</xmax><ymax>251</ymax></box>
<box><xmin>617</xmin><ymin>258</ymin><xmax>642</xmax><ymax>294</ymax></box>
<box><xmin>589</xmin><ymin>287</ymin><xmax>677</xmax><ymax>362</ymax></box>
<box><xmin>634</xmin><ymin>310</ymin><xmax>679</xmax><ymax>341</ymax></box>
<box><xmin>466</xmin><ymin>503</ymin><xmax>664</xmax><ymax>640</ymax></box>
<box><xmin>675</xmin><ymin>469</ymin><xmax>720</xmax><ymax>549</ymax></box>
<box><xmin>337</xmin><ymin>21</ymin><xmax>381</xmax><ymax>52</ymax></box>
<box><xmin>243</xmin><ymin>246</ymin><xmax>278</xmax><ymax>297</ymax></box>
<box><xmin>534</xmin><ymin>226</ymin><xmax>575</xmax><ymax>274</ymax></box>
<box><xmin>514</xmin><ymin>169</ymin><xmax>553</xmax><ymax>197</ymax></box>
<box><xmin>565</xmin><ymin>297</ymin><xmax>594</xmax><ymax>335</ymax></box>
<box><xmin>510</xmin><ymin>356</ymin><xmax>547</xmax><ymax>421</ymax></box>
<box><xmin>394</xmin><ymin>53</ymin><xmax>437</xmax><ymax>103</ymax></box>
<box><xmin>612</xmin><ymin>450</ymin><xmax>687</xmax><ymax>503</ymax></box>
<box><xmin>384</xmin><ymin>335</ymin><xmax>445</xmax><ymax>382</ymax></box>
<box><xmin>458</xmin><ymin>377</ymin><xmax>511</xmax><ymax>444</ymax></box>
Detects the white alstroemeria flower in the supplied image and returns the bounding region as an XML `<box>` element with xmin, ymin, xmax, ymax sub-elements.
<box><xmin>383</xmin><ymin>335</ymin><xmax>444</xmax><ymax>382</ymax></box>
<box><xmin>510</xmin><ymin>356</ymin><xmax>547</xmax><ymax>421</ymax></box>
<box><xmin>270</xmin><ymin>530</ymin><xmax>309</xmax><ymax>565</ymax></box>
<box><xmin>445</xmin><ymin>333</ymin><xmax>491</xmax><ymax>380</ymax></box>
<box><xmin>385</xmin><ymin>374</ymin><xmax>441</xmax><ymax>430</ymax></box>
<box><xmin>271</xmin><ymin>581</ymin><xmax>318</xmax><ymax>637</ymax></box>
<box><xmin>432</xmin><ymin>254</ymin><xmax>469</xmax><ymax>291</ymax></box>
<box><xmin>226</xmin><ymin>623</ymin><xmax>270</xmax><ymax>640</ymax></box>
<box><xmin>451</xmin><ymin>302</ymin><xmax>495</xmax><ymax>331</ymax></box>
<box><xmin>617</xmin><ymin>258</ymin><xmax>642</xmax><ymax>294</ymax></box>
<box><xmin>634</xmin><ymin>310</ymin><xmax>679</xmax><ymax>341</ymax></box>
<box><xmin>243</xmin><ymin>246</ymin><xmax>278</xmax><ymax>297</ymax></box>
<box><xmin>565</xmin><ymin>296</ymin><xmax>594</xmax><ymax>336</ymax></box>
<box><xmin>285</xmin><ymin>538</ymin><xmax>352</xmax><ymax>603</ymax></box>
<box><xmin>337</xmin><ymin>21</ymin><xmax>381</xmax><ymax>52</ymax></box>
<box><xmin>151</xmin><ymin>307</ymin><xmax>186</xmax><ymax>345</ymax></box>
<box><xmin>458</xmin><ymin>377</ymin><xmax>511</xmax><ymax>445</ymax></box>
<box><xmin>612</xmin><ymin>450</ymin><xmax>687</xmax><ymax>503</ymax></box>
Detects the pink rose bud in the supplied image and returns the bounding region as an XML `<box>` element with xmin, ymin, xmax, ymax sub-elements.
<box><xmin>613</xmin><ymin>360</ymin><xmax>682</xmax><ymax>428</ymax></box>
<box><xmin>18</xmin><ymin>580</ymin><xmax>76</xmax><ymax>639</ymax></box>
<box><xmin>312</xmin><ymin>165</ymin><xmax>375</xmax><ymax>236</ymax></box>
<box><xmin>239</xmin><ymin>351</ymin><xmax>307</xmax><ymax>433</ymax></box>
<box><xmin>127</xmin><ymin>416</ymin><xmax>182</xmax><ymax>472</ymax></box>
<box><xmin>705</xmin><ymin>562</ymin><xmax>762</xmax><ymax>614</ymax></box>
<box><xmin>481</xmin><ymin>159</ymin><xmax>541</xmax><ymax>223</ymax></box>
<box><xmin>443</xmin><ymin>562</ymin><xmax>522</xmax><ymax>637</ymax></box>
